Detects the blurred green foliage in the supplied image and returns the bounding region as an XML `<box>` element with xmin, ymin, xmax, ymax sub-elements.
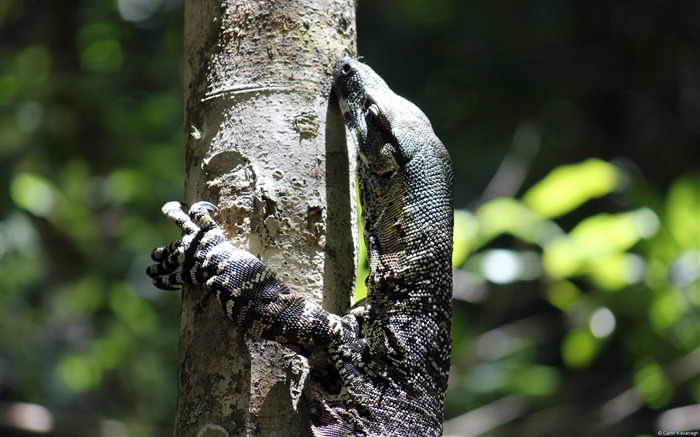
<box><xmin>1</xmin><ymin>1</ymin><xmax>184</xmax><ymax>435</ymax></box>
<box><xmin>1</xmin><ymin>0</ymin><xmax>698</xmax><ymax>436</ymax></box>
<box><xmin>450</xmin><ymin>163</ymin><xmax>698</xmax><ymax>380</ymax></box>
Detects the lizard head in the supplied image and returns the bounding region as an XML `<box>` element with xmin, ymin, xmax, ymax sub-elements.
<box><xmin>333</xmin><ymin>57</ymin><xmax>453</xmax><ymax>265</ymax></box>
<box><xmin>333</xmin><ymin>57</ymin><xmax>441</xmax><ymax>178</ymax></box>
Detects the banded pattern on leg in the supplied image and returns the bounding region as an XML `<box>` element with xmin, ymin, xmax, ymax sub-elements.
<box><xmin>147</xmin><ymin>201</ymin><xmax>347</xmax><ymax>354</ymax></box>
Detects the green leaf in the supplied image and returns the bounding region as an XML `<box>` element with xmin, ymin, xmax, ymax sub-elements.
<box><xmin>354</xmin><ymin>191</ymin><xmax>368</xmax><ymax>303</ymax></box>
<box><xmin>452</xmin><ymin>209</ymin><xmax>477</xmax><ymax>267</ymax></box>
<box><xmin>634</xmin><ymin>361</ymin><xmax>674</xmax><ymax>408</ymax></box>
<box><xmin>546</xmin><ymin>280</ymin><xmax>582</xmax><ymax>311</ymax></box>
<box><xmin>10</xmin><ymin>173</ymin><xmax>65</xmax><ymax>218</ymax></box>
<box><xmin>666</xmin><ymin>176</ymin><xmax>700</xmax><ymax>251</ymax></box>
<box><xmin>512</xmin><ymin>365</ymin><xmax>560</xmax><ymax>396</ymax></box>
<box><xmin>543</xmin><ymin>208</ymin><xmax>658</xmax><ymax>280</ymax></box>
<box><xmin>561</xmin><ymin>328</ymin><xmax>599</xmax><ymax>369</ymax></box>
<box><xmin>56</xmin><ymin>354</ymin><xmax>102</xmax><ymax>392</ymax></box>
<box><xmin>649</xmin><ymin>288</ymin><xmax>684</xmax><ymax>331</ymax></box>
<box><xmin>587</xmin><ymin>253</ymin><xmax>645</xmax><ymax>291</ymax></box>
<box><xmin>475</xmin><ymin>197</ymin><xmax>561</xmax><ymax>247</ymax></box>
<box><xmin>523</xmin><ymin>159</ymin><xmax>619</xmax><ymax>218</ymax></box>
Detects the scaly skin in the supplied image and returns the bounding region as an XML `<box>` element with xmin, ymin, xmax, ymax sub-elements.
<box><xmin>147</xmin><ymin>57</ymin><xmax>453</xmax><ymax>436</ymax></box>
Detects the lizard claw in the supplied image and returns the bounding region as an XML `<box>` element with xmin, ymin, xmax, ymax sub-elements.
<box><xmin>189</xmin><ymin>201</ymin><xmax>219</xmax><ymax>214</ymax></box>
<box><xmin>162</xmin><ymin>200</ymin><xmax>187</xmax><ymax>216</ymax></box>
<box><xmin>188</xmin><ymin>201</ymin><xmax>220</xmax><ymax>231</ymax></box>
<box><xmin>161</xmin><ymin>201</ymin><xmax>201</xmax><ymax>236</ymax></box>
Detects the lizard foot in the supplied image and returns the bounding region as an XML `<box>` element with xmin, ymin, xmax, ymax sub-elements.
<box><xmin>146</xmin><ymin>201</ymin><xmax>227</xmax><ymax>290</ymax></box>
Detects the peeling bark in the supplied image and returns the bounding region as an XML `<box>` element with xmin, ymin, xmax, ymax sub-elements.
<box><xmin>177</xmin><ymin>1</ymin><xmax>356</xmax><ymax>435</ymax></box>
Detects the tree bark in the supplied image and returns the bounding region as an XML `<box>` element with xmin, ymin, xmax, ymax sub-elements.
<box><xmin>178</xmin><ymin>1</ymin><xmax>356</xmax><ymax>435</ymax></box>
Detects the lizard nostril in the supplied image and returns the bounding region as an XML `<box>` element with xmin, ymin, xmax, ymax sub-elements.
<box><xmin>341</xmin><ymin>63</ymin><xmax>352</xmax><ymax>75</ymax></box>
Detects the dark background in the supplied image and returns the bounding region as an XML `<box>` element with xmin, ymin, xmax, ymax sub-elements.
<box><xmin>1</xmin><ymin>1</ymin><xmax>698</xmax><ymax>435</ymax></box>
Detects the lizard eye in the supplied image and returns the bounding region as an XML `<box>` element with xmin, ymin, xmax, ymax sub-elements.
<box><xmin>365</xmin><ymin>103</ymin><xmax>388</xmax><ymax>129</ymax></box>
<box><xmin>366</xmin><ymin>104</ymin><xmax>380</xmax><ymax>126</ymax></box>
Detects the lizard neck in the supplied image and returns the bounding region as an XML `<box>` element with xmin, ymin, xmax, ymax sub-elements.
<box><xmin>360</xmin><ymin>160</ymin><xmax>453</xmax><ymax>309</ymax></box>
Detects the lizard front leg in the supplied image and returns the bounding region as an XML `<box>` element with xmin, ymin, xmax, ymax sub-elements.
<box><xmin>147</xmin><ymin>201</ymin><xmax>346</xmax><ymax>354</ymax></box>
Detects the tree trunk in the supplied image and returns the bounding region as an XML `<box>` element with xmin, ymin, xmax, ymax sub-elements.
<box><xmin>178</xmin><ymin>1</ymin><xmax>356</xmax><ymax>435</ymax></box>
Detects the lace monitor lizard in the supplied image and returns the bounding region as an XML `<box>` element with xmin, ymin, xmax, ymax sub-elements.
<box><xmin>147</xmin><ymin>57</ymin><xmax>454</xmax><ymax>436</ymax></box>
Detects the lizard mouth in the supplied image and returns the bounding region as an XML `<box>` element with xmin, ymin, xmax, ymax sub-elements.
<box><xmin>332</xmin><ymin>58</ymin><xmax>362</xmax><ymax>117</ymax></box>
<box><xmin>333</xmin><ymin>59</ymin><xmax>366</xmax><ymax>136</ymax></box>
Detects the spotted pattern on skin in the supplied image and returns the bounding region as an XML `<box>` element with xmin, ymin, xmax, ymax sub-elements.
<box><xmin>146</xmin><ymin>57</ymin><xmax>453</xmax><ymax>436</ymax></box>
